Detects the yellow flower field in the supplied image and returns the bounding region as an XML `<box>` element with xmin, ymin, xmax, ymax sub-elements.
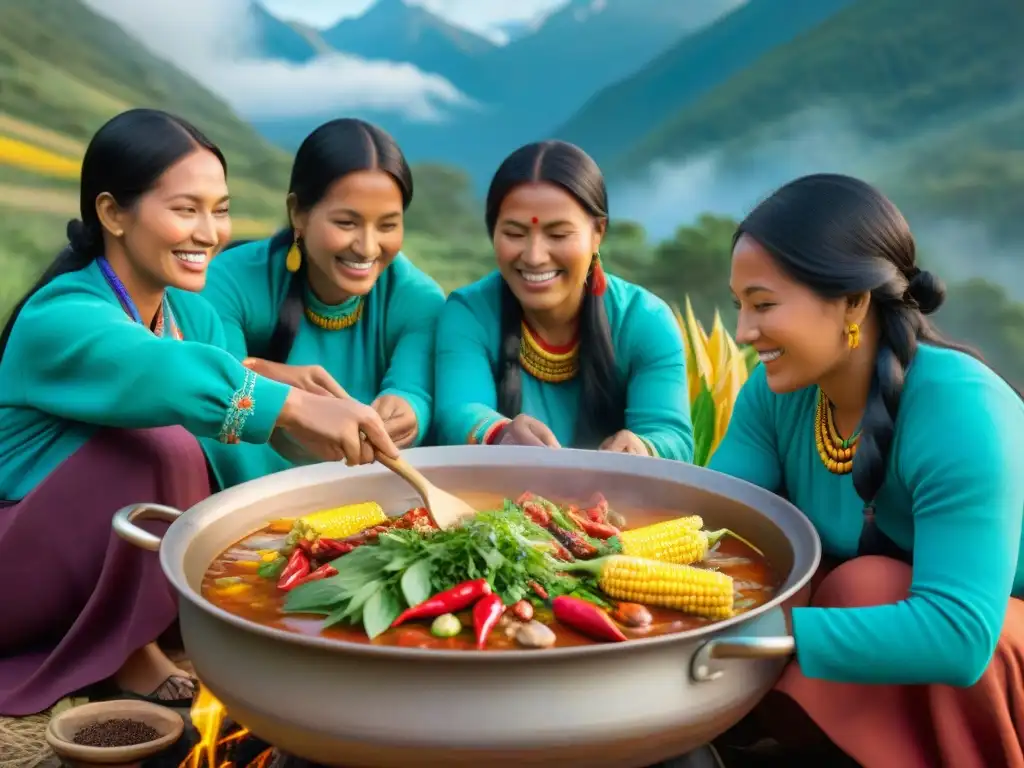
<box><xmin>0</xmin><ymin>135</ymin><xmax>80</xmax><ymax>178</ymax></box>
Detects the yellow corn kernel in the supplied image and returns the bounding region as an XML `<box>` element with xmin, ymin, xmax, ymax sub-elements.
<box><xmin>594</xmin><ymin>556</ymin><xmax>734</xmax><ymax>619</ymax></box>
<box><xmin>259</xmin><ymin>550</ymin><xmax>279</xmax><ymax>562</ymax></box>
<box><xmin>293</xmin><ymin>501</ymin><xmax>387</xmax><ymax>541</ymax></box>
<box><xmin>618</xmin><ymin>516</ymin><xmax>707</xmax><ymax>564</ymax></box>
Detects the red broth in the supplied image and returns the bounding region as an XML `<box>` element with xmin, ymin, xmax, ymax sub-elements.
<box><xmin>201</xmin><ymin>493</ymin><xmax>780</xmax><ymax>650</ymax></box>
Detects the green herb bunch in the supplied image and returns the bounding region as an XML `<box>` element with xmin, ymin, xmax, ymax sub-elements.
<box><xmin>283</xmin><ymin>501</ymin><xmax>605</xmax><ymax>639</ymax></box>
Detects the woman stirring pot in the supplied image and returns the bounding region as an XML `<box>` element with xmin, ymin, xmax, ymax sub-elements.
<box><xmin>710</xmin><ymin>174</ymin><xmax>1024</xmax><ymax>767</ymax></box>
<box><xmin>0</xmin><ymin>109</ymin><xmax>396</xmax><ymax>716</ymax></box>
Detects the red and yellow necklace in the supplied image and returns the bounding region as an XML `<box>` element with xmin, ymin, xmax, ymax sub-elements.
<box><xmin>519</xmin><ymin>322</ymin><xmax>579</xmax><ymax>383</ymax></box>
<box><xmin>814</xmin><ymin>388</ymin><xmax>861</xmax><ymax>474</ymax></box>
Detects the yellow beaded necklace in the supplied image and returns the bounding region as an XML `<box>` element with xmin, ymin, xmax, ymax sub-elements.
<box><xmin>814</xmin><ymin>388</ymin><xmax>860</xmax><ymax>474</ymax></box>
<box><xmin>305</xmin><ymin>298</ymin><xmax>364</xmax><ymax>331</ymax></box>
<box><xmin>519</xmin><ymin>322</ymin><xmax>579</xmax><ymax>383</ymax></box>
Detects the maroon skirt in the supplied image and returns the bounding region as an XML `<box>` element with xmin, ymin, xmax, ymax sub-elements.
<box><xmin>776</xmin><ymin>555</ymin><xmax>1024</xmax><ymax>768</ymax></box>
<box><xmin>0</xmin><ymin>426</ymin><xmax>211</xmax><ymax>716</ymax></box>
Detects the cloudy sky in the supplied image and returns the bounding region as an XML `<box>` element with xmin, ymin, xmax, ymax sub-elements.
<box><xmin>83</xmin><ymin>0</ymin><xmax>508</xmax><ymax>122</ymax></box>
<box><xmin>259</xmin><ymin>0</ymin><xmax>566</xmax><ymax>41</ymax></box>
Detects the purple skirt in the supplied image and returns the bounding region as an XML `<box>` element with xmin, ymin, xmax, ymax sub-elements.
<box><xmin>0</xmin><ymin>426</ymin><xmax>211</xmax><ymax>715</ymax></box>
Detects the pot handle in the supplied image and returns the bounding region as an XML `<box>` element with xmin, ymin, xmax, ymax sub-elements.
<box><xmin>690</xmin><ymin>635</ymin><xmax>795</xmax><ymax>683</ymax></box>
<box><xmin>112</xmin><ymin>503</ymin><xmax>184</xmax><ymax>552</ymax></box>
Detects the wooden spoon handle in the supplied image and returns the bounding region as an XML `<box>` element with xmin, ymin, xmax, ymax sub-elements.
<box><xmin>374</xmin><ymin>451</ymin><xmax>433</xmax><ymax>503</ymax></box>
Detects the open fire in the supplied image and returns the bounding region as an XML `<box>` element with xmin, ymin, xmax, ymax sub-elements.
<box><xmin>180</xmin><ymin>684</ymin><xmax>274</xmax><ymax>768</ymax></box>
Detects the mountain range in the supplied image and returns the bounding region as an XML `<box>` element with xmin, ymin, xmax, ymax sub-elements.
<box><xmin>245</xmin><ymin>0</ymin><xmax>1023</xmax><ymax>242</ymax></box>
<box><xmin>245</xmin><ymin>0</ymin><xmax>751</xmax><ymax>180</ymax></box>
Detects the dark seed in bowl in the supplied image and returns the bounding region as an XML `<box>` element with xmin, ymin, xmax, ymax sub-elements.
<box><xmin>73</xmin><ymin>718</ymin><xmax>161</xmax><ymax>747</ymax></box>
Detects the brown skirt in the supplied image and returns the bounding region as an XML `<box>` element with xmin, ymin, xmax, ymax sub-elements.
<box><xmin>776</xmin><ymin>555</ymin><xmax>1024</xmax><ymax>768</ymax></box>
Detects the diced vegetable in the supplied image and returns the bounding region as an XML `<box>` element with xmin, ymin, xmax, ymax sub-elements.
<box><xmin>511</xmin><ymin>600</ymin><xmax>534</xmax><ymax>622</ymax></box>
<box><xmin>215</xmin><ymin>582</ymin><xmax>252</xmax><ymax>597</ymax></box>
<box><xmin>430</xmin><ymin>613</ymin><xmax>462</xmax><ymax>638</ymax></box>
<box><xmin>562</xmin><ymin>555</ymin><xmax>734</xmax><ymax>619</ymax></box>
<box><xmin>292</xmin><ymin>502</ymin><xmax>388</xmax><ymax>541</ymax></box>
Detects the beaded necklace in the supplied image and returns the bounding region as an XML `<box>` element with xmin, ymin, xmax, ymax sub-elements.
<box><xmin>519</xmin><ymin>322</ymin><xmax>579</xmax><ymax>383</ymax></box>
<box><xmin>97</xmin><ymin>257</ymin><xmax>180</xmax><ymax>339</ymax></box>
<box><xmin>813</xmin><ymin>388</ymin><xmax>861</xmax><ymax>474</ymax></box>
<box><xmin>303</xmin><ymin>284</ymin><xmax>364</xmax><ymax>331</ymax></box>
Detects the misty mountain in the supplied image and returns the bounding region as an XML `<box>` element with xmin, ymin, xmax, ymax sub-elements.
<box><xmin>320</xmin><ymin>0</ymin><xmax>495</xmax><ymax>95</ymax></box>
<box><xmin>248</xmin><ymin>0</ymin><xmax>741</xmax><ymax>184</ymax></box>
<box><xmin>556</xmin><ymin>0</ymin><xmax>858</xmax><ymax>165</ymax></box>
<box><xmin>248</xmin><ymin>1</ymin><xmax>319</xmax><ymax>63</ymax></box>
<box><xmin>601</xmin><ymin>0</ymin><xmax>1024</xmax><ymax>238</ymax></box>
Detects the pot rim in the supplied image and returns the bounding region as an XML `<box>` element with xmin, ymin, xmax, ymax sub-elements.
<box><xmin>161</xmin><ymin>446</ymin><xmax>821</xmax><ymax>662</ymax></box>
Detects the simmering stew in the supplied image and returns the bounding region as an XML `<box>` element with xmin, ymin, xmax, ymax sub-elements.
<box><xmin>202</xmin><ymin>491</ymin><xmax>779</xmax><ymax>650</ymax></box>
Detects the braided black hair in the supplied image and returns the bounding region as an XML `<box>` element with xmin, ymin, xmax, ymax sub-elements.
<box><xmin>486</xmin><ymin>140</ymin><xmax>623</xmax><ymax>448</ymax></box>
<box><xmin>737</xmin><ymin>173</ymin><xmax>1019</xmax><ymax>512</ymax></box>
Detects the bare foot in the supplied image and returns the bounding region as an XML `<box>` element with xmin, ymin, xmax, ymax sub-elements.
<box><xmin>113</xmin><ymin>642</ymin><xmax>195</xmax><ymax>700</ymax></box>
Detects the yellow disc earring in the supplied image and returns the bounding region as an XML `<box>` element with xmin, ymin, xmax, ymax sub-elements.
<box><xmin>285</xmin><ymin>235</ymin><xmax>302</xmax><ymax>273</ymax></box>
<box><xmin>847</xmin><ymin>322</ymin><xmax>861</xmax><ymax>350</ymax></box>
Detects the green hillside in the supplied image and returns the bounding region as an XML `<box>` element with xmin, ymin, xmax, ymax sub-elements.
<box><xmin>555</xmin><ymin>0</ymin><xmax>856</xmax><ymax>165</ymax></box>
<box><xmin>0</xmin><ymin>0</ymin><xmax>290</xmax><ymax>221</ymax></box>
<box><xmin>605</xmin><ymin>0</ymin><xmax>1024</xmax><ymax>236</ymax></box>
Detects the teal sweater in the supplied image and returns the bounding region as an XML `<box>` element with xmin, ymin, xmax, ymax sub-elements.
<box><xmin>434</xmin><ymin>271</ymin><xmax>693</xmax><ymax>459</ymax></box>
<box><xmin>710</xmin><ymin>344</ymin><xmax>1024</xmax><ymax>686</ymax></box>
<box><xmin>0</xmin><ymin>261</ymin><xmax>291</xmax><ymax>500</ymax></box>
<box><xmin>201</xmin><ymin>239</ymin><xmax>445</xmax><ymax>487</ymax></box>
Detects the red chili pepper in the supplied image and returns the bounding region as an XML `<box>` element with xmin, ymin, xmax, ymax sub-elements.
<box><xmin>472</xmin><ymin>593</ymin><xmax>506</xmax><ymax>649</ymax></box>
<box><xmin>583</xmin><ymin>493</ymin><xmax>610</xmax><ymax>523</ymax></box>
<box><xmin>515</xmin><ymin>491</ymin><xmax>536</xmax><ymax>505</ymax></box>
<box><xmin>391</xmin><ymin>579</ymin><xmax>493</xmax><ymax>628</ymax></box>
<box><xmin>277</xmin><ymin>549</ymin><xmax>311</xmax><ymax>591</ymax></box>
<box><xmin>568</xmin><ymin>512</ymin><xmax>620</xmax><ymax>540</ymax></box>
<box><xmin>522</xmin><ymin>501</ymin><xmax>552</xmax><ymax>528</ymax></box>
<box><xmin>528</xmin><ymin>581</ymin><xmax>549</xmax><ymax>600</ymax></box>
<box><xmin>296</xmin><ymin>538</ymin><xmax>315</xmax><ymax>554</ymax></box>
<box><xmin>282</xmin><ymin>562</ymin><xmax>338</xmax><ymax>591</ymax></box>
<box><xmin>552</xmin><ymin>596</ymin><xmax>627</xmax><ymax>642</ymax></box>
<box><xmin>313</xmin><ymin>538</ymin><xmax>357</xmax><ymax>559</ymax></box>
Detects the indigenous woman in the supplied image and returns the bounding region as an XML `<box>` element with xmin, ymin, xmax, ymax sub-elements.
<box><xmin>201</xmin><ymin>118</ymin><xmax>444</xmax><ymax>488</ymax></box>
<box><xmin>433</xmin><ymin>141</ymin><xmax>692</xmax><ymax>459</ymax></box>
<box><xmin>710</xmin><ymin>174</ymin><xmax>1024</xmax><ymax>767</ymax></box>
<box><xmin>0</xmin><ymin>110</ymin><xmax>397</xmax><ymax>716</ymax></box>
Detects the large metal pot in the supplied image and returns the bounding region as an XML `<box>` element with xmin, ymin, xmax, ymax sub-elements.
<box><xmin>113</xmin><ymin>446</ymin><xmax>820</xmax><ymax>768</ymax></box>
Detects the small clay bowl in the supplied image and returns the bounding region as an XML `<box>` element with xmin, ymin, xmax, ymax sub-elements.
<box><xmin>46</xmin><ymin>699</ymin><xmax>184</xmax><ymax>767</ymax></box>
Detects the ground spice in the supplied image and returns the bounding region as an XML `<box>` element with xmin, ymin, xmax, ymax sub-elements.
<box><xmin>72</xmin><ymin>718</ymin><xmax>160</xmax><ymax>747</ymax></box>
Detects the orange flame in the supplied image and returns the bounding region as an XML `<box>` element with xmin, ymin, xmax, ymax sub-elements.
<box><xmin>180</xmin><ymin>684</ymin><xmax>274</xmax><ymax>768</ymax></box>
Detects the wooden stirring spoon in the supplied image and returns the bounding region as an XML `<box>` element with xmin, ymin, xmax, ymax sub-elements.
<box><xmin>375</xmin><ymin>452</ymin><xmax>477</xmax><ymax>530</ymax></box>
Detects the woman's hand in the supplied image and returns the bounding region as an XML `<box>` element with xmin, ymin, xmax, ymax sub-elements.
<box><xmin>497</xmin><ymin>414</ymin><xmax>560</xmax><ymax>448</ymax></box>
<box><xmin>244</xmin><ymin>358</ymin><xmax>347</xmax><ymax>399</ymax></box>
<box><xmin>275</xmin><ymin>389</ymin><xmax>398</xmax><ymax>465</ymax></box>
<box><xmin>599</xmin><ymin>430</ymin><xmax>651</xmax><ymax>455</ymax></box>
<box><xmin>372</xmin><ymin>395</ymin><xmax>419</xmax><ymax>450</ymax></box>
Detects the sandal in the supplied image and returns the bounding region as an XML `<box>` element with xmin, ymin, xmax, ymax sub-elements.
<box><xmin>94</xmin><ymin>674</ymin><xmax>197</xmax><ymax>708</ymax></box>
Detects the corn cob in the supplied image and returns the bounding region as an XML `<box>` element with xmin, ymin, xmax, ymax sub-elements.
<box><xmin>288</xmin><ymin>502</ymin><xmax>387</xmax><ymax>546</ymax></box>
<box><xmin>615</xmin><ymin>517</ymin><xmax>762</xmax><ymax>565</ymax></box>
<box><xmin>563</xmin><ymin>555</ymin><xmax>734</xmax><ymax>619</ymax></box>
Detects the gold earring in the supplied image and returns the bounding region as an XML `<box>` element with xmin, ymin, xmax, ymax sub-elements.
<box><xmin>285</xmin><ymin>235</ymin><xmax>302</xmax><ymax>273</ymax></box>
<box><xmin>847</xmin><ymin>322</ymin><xmax>860</xmax><ymax>350</ymax></box>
